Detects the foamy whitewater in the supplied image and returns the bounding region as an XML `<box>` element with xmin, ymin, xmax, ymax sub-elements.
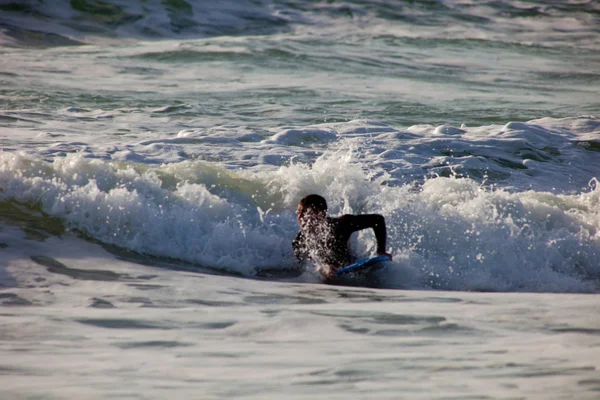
<box><xmin>1</xmin><ymin>1</ymin><xmax>599</xmax><ymax>399</ymax></box>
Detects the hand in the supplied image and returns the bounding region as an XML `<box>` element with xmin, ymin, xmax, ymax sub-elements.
<box><xmin>378</xmin><ymin>252</ymin><xmax>392</xmax><ymax>261</ymax></box>
<box><xmin>319</xmin><ymin>265</ymin><xmax>338</xmax><ymax>281</ymax></box>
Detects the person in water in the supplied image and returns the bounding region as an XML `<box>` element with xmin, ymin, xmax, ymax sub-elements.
<box><xmin>292</xmin><ymin>194</ymin><xmax>392</xmax><ymax>279</ymax></box>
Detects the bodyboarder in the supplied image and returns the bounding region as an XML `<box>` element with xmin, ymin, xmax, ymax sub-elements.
<box><xmin>292</xmin><ymin>194</ymin><xmax>392</xmax><ymax>279</ymax></box>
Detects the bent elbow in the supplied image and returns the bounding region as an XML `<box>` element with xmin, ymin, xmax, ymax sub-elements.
<box><xmin>373</xmin><ymin>214</ymin><xmax>385</xmax><ymax>227</ymax></box>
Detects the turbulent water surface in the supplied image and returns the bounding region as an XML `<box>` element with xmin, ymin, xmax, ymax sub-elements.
<box><xmin>1</xmin><ymin>1</ymin><xmax>600</xmax><ymax>399</ymax></box>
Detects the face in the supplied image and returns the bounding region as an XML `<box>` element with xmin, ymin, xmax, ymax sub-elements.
<box><xmin>297</xmin><ymin>205</ymin><xmax>324</xmax><ymax>228</ymax></box>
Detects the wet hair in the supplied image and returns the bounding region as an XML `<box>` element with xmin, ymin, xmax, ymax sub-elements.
<box><xmin>298</xmin><ymin>194</ymin><xmax>327</xmax><ymax>215</ymax></box>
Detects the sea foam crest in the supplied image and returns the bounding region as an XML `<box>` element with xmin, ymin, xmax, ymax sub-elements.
<box><xmin>378</xmin><ymin>176</ymin><xmax>600</xmax><ymax>292</ymax></box>
<box><xmin>0</xmin><ymin>152</ymin><xmax>295</xmax><ymax>274</ymax></box>
<box><xmin>1</xmin><ymin>150</ymin><xmax>599</xmax><ymax>292</ymax></box>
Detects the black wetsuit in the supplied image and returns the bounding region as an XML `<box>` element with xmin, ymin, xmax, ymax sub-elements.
<box><xmin>292</xmin><ymin>214</ymin><xmax>387</xmax><ymax>268</ymax></box>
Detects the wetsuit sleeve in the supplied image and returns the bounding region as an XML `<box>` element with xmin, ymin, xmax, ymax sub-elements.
<box><xmin>292</xmin><ymin>231</ymin><xmax>308</xmax><ymax>262</ymax></box>
<box><xmin>341</xmin><ymin>214</ymin><xmax>387</xmax><ymax>254</ymax></box>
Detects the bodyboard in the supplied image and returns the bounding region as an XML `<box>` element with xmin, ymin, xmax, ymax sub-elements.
<box><xmin>335</xmin><ymin>255</ymin><xmax>390</xmax><ymax>276</ymax></box>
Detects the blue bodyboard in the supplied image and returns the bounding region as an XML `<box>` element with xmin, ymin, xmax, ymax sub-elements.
<box><xmin>335</xmin><ymin>255</ymin><xmax>390</xmax><ymax>276</ymax></box>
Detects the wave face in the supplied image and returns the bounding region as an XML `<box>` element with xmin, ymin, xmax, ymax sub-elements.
<box><xmin>0</xmin><ymin>0</ymin><xmax>293</xmax><ymax>45</ymax></box>
<box><xmin>1</xmin><ymin>117</ymin><xmax>600</xmax><ymax>293</ymax></box>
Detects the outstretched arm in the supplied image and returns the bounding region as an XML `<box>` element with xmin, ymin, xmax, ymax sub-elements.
<box><xmin>343</xmin><ymin>214</ymin><xmax>392</xmax><ymax>259</ymax></box>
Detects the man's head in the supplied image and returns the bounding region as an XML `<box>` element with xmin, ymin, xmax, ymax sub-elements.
<box><xmin>297</xmin><ymin>194</ymin><xmax>327</xmax><ymax>227</ymax></box>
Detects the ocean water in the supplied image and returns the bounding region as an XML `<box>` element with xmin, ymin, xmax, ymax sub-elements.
<box><xmin>1</xmin><ymin>0</ymin><xmax>600</xmax><ymax>398</ymax></box>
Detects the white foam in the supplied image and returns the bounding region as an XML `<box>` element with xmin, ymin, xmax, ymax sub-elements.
<box><xmin>1</xmin><ymin>142</ymin><xmax>599</xmax><ymax>292</ymax></box>
<box><xmin>263</xmin><ymin>128</ymin><xmax>338</xmax><ymax>146</ymax></box>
